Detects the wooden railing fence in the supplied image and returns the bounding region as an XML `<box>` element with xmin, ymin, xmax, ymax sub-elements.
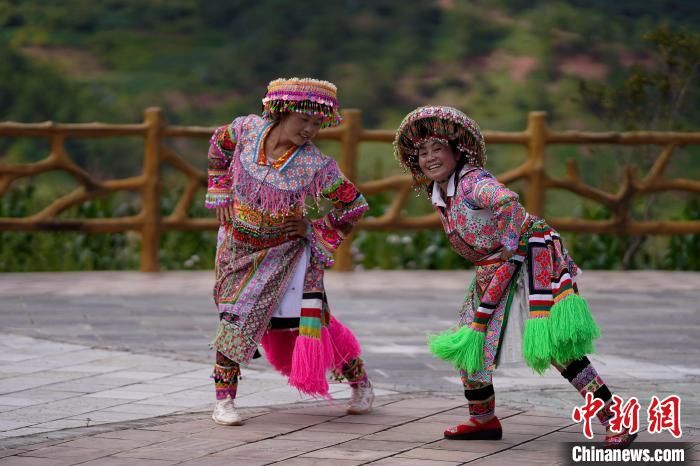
<box><xmin>1</xmin><ymin>108</ymin><xmax>699</xmax><ymax>271</ymax></box>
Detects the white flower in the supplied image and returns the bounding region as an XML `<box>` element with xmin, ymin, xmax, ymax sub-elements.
<box><xmin>425</xmin><ymin>244</ymin><xmax>438</xmax><ymax>255</ymax></box>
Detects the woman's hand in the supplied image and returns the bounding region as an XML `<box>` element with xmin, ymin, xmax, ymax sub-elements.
<box><xmin>216</xmin><ymin>205</ymin><xmax>234</xmax><ymax>225</ymax></box>
<box><xmin>283</xmin><ymin>216</ymin><xmax>309</xmax><ymax>238</ymax></box>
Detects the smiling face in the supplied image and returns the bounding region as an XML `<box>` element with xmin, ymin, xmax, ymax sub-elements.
<box><xmin>417</xmin><ymin>140</ymin><xmax>461</xmax><ymax>182</ymax></box>
<box><xmin>279</xmin><ymin>112</ymin><xmax>323</xmax><ymax>146</ymax></box>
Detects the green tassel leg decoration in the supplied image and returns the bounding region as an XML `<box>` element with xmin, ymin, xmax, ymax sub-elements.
<box><xmin>428</xmin><ymin>325</ymin><xmax>486</xmax><ymax>374</ymax></box>
<box><xmin>523</xmin><ymin>317</ymin><xmax>553</xmax><ymax>374</ymax></box>
<box><xmin>548</xmin><ymin>294</ymin><xmax>601</xmax><ymax>364</ymax></box>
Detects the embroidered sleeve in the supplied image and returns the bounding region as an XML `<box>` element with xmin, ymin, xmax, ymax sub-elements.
<box><xmin>307</xmin><ymin>160</ymin><xmax>369</xmax><ymax>267</ymax></box>
<box><xmin>205</xmin><ymin>118</ymin><xmax>243</xmax><ymax>209</ymax></box>
<box><xmin>467</xmin><ymin>171</ymin><xmax>526</xmax><ymax>252</ymax></box>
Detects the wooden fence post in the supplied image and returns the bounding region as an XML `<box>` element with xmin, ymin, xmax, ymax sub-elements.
<box><xmin>339</xmin><ymin>109</ymin><xmax>361</xmax><ymax>183</ymax></box>
<box><xmin>140</xmin><ymin>107</ymin><xmax>163</xmax><ymax>272</ymax></box>
<box><xmin>334</xmin><ymin>109</ymin><xmax>361</xmax><ymax>271</ymax></box>
<box><xmin>526</xmin><ymin>111</ymin><xmax>547</xmax><ymax>217</ymax></box>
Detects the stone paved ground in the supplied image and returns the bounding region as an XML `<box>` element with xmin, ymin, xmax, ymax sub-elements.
<box><xmin>0</xmin><ymin>395</ymin><xmax>697</xmax><ymax>465</ymax></box>
<box><xmin>0</xmin><ymin>271</ymin><xmax>698</xmax><ymax>464</ymax></box>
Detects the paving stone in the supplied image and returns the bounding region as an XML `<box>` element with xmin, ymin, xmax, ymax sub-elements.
<box><xmin>18</xmin><ymin>445</ymin><xmax>120</xmax><ymax>462</ymax></box>
<box><xmin>58</xmin><ymin>436</ymin><xmax>157</xmax><ymax>451</ymax></box>
<box><xmin>93</xmin><ymin>429</ymin><xmax>186</xmax><ymax>442</ymax></box>
<box><xmin>386</xmin><ymin>398</ymin><xmax>465</xmax><ymax>410</ymax></box>
<box><xmin>506</xmin><ymin>414</ymin><xmax>573</xmax><ymax>427</ymax></box>
<box><xmin>67</xmin><ymin>411</ymin><xmax>147</xmax><ymax>424</ymax></box>
<box><xmin>0</xmin><ymin>457</ymin><xmax>76</xmax><ymax>466</ymax></box>
<box><xmin>474</xmin><ymin>448</ymin><xmax>568</xmax><ymax>465</ymax></box>
<box><xmin>77</xmin><ymin>457</ymin><xmax>177</xmax><ymax>466</ymax></box>
<box><xmin>139</xmin><ymin>420</ymin><xmax>215</xmax><ymax>434</ymax></box>
<box><xmin>0</xmin><ymin>449</ymin><xmax>28</xmax><ymax>459</ymax></box>
<box><xmin>175</xmin><ymin>456</ymin><xmax>267</xmax><ymax>466</ymax></box>
<box><xmin>212</xmin><ymin>438</ymin><xmax>325</xmax><ymax>461</ymax></box>
<box><xmin>329</xmin><ymin>414</ymin><xmax>413</xmax><ymax>426</ymax></box>
<box><xmin>363</xmin><ymin>423</ymin><xmax>446</xmax><ymax>443</ymax></box>
<box><xmin>189</xmin><ymin>427</ymin><xmax>277</xmax><ymax>442</ymax></box>
<box><xmin>0</xmin><ymin>422</ymin><xmax>34</xmax><ymax>432</ymax></box>
<box><xmin>539</xmin><ymin>430</ymin><xmax>600</xmax><ymax>443</ymax></box>
<box><xmin>338</xmin><ymin>439</ymin><xmax>423</xmax><ymax>452</ymax></box>
<box><xmin>179</xmin><ymin>456</ymin><xmax>270</xmax><ymax>466</ymax></box>
<box><xmin>100</xmin><ymin>404</ymin><xmax>183</xmax><ymax>416</ymax></box>
<box><xmin>299</xmin><ymin>445</ymin><xmax>393</xmax><ymax>461</ymax></box>
<box><xmin>31</xmin><ymin>420</ymin><xmax>93</xmax><ymax>431</ymax></box>
<box><xmin>370</xmin><ymin>458</ymin><xmax>462</xmax><ymax>466</ymax></box>
<box><xmin>397</xmin><ymin>447</ymin><xmax>483</xmax><ymax>462</ymax></box>
<box><xmin>0</xmin><ymin>391</ymin><xmax>78</xmax><ymax>406</ymax></box>
<box><xmin>113</xmin><ymin>447</ymin><xmax>211</xmax><ymax>462</ymax></box>
<box><xmin>0</xmin><ymin>374</ymin><xmax>84</xmax><ymax>397</ymax></box>
<box><xmin>0</xmin><ymin>428</ymin><xmax>56</xmax><ymax>440</ymax></box>
<box><xmin>425</xmin><ymin>439</ymin><xmax>511</xmax><ymax>454</ymax></box>
<box><xmin>281</xmin><ymin>405</ymin><xmax>354</xmax><ymax>417</ymax></box>
<box><xmin>244</xmin><ymin>413</ymin><xmax>334</xmax><ymax>426</ymax></box>
<box><xmin>264</xmin><ymin>458</ymin><xmax>364</xmax><ymax>466</ymax></box>
<box><xmin>277</xmin><ymin>430</ymin><xmax>360</xmax><ymax>443</ymax></box>
<box><xmin>305</xmin><ymin>422</ymin><xmax>392</xmax><ymax>435</ymax></box>
<box><xmin>509</xmin><ymin>439</ymin><xmax>566</xmax><ymax>452</ymax></box>
<box><xmin>131</xmin><ymin>391</ymin><xmax>211</xmax><ymax>409</ymax></box>
<box><xmin>149</xmin><ymin>436</ymin><xmax>239</xmax><ymax>455</ymax></box>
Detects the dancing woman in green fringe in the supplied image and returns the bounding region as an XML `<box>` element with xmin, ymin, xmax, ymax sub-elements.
<box><xmin>393</xmin><ymin>106</ymin><xmax>636</xmax><ymax>448</ymax></box>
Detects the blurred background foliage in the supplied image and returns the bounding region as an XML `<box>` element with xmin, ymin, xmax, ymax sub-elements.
<box><xmin>1</xmin><ymin>0</ymin><xmax>699</xmax><ymax>271</ymax></box>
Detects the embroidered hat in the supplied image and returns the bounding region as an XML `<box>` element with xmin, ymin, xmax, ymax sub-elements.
<box><xmin>394</xmin><ymin>106</ymin><xmax>486</xmax><ymax>185</ymax></box>
<box><xmin>262</xmin><ymin>77</ymin><xmax>342</xmax><ymax>128</ymax></box>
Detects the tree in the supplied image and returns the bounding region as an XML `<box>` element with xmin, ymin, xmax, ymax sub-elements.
<box><xmin>579</xmin><ymin>26</ymin><xmax>700</xmax><ymax>269</ymax></box>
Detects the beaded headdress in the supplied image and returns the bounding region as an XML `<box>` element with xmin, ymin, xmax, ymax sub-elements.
<box><xmin>262</xmin><ymin>77</ymin><xmax>342</xmax><ymax>128</ymax></box>
<box><xmin>393</xmin><ymin>106</ymin><xmax>486</xmax><ymax>185</ymax></box>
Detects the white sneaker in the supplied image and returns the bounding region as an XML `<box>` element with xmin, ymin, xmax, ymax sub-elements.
<box><xmin>212</xmin><ymin>396</ymin><xmax>243</xmax><ymax>426</ymax></box>
<box><xmin>346</xmin><ymin>381</ymin><xmax>375</xmax><ymax>415</ymax></box>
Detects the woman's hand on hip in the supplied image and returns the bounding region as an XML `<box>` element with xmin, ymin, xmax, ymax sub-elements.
<box><xmin>283</xmin><ymin>216</ymin><xmax>309</xmax><ymax>238</ymax></box>
<box><xmin>216</xmin><ymin>205</ymin><xmax>234</xmax><ymax>225</ymax></box>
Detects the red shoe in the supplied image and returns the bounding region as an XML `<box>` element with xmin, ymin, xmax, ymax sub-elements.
<box><xmin>444</xmin><ymin>417</ymin><xmax>503</xmax><ymax>440</ymax></box>
<box><xmin>604</xmin><ymin>428</ymin><xmax>638</xmax><ymax>449</ymax></box>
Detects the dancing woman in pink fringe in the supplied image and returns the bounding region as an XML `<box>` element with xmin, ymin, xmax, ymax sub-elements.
<box><xmin>205</xmin><ymin>78</ymin><xmax>374</xmax><ymax>426</ymax></box>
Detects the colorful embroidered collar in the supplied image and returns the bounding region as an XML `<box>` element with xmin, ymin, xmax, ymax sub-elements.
<box><xmin>254</xmin><ymin>123</ymin><xmax>303</xmax><ymax>171</ymax></box>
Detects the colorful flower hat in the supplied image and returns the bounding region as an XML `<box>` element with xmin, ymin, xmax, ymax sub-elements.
<box><xmin>262</xmin><ymin>77</ymin><xmax>342</xmax><ymax>128</ymax></box>
<box><xmin>393</xmin><ymin>106</ymin><xmax>486</xmax><ymax>184</ymax></box>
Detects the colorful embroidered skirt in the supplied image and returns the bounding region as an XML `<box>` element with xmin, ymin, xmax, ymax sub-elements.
<box><xmin>455</xmin><ymin>219</ymin><xmax>594</xmax><ymax>382</ymax></box>
<box><xmin>213</xmin><ymin>225</ymin><xmax>306</xmax><ymax>365</ymax></box>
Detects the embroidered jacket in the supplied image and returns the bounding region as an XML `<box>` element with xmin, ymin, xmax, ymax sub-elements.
<box><xmin>205</xmin><ymin>114</ymin><xmax>368</xmax><ymax>266</ymax></box>
<box><xmin>432</xmin><ymin>165</ymin><xmax>528</xmax><ymax>316</ymax></box>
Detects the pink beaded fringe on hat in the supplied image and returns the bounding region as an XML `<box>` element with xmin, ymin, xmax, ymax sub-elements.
<box><xmin>262</xmin><ymin>77</ymin><xmax>342</xmax><ymax>128</ymax></box>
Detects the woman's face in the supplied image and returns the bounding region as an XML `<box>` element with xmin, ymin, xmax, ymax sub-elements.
<box><xmin>417</xmin><ymin>140</ymin><xmax>460</xmax><ymax>182</ymax></box>
<box><xmin>280</xmin><ymin>112</ymin><xmax>323</xmax><ymax>146</ymax></box>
